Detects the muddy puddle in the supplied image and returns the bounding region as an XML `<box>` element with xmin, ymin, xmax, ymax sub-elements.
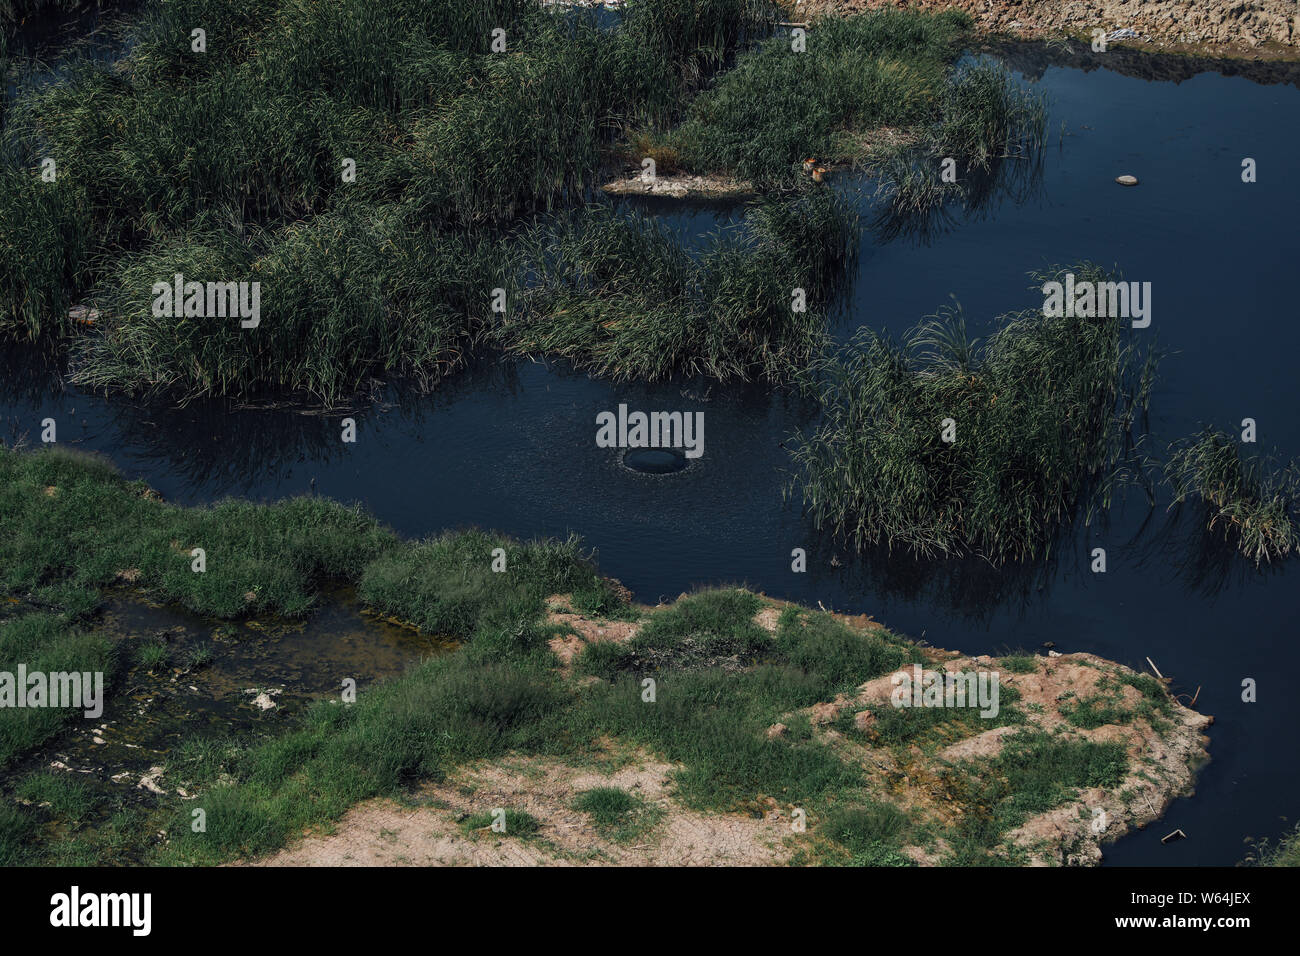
<box><xmin>4</xmin><ymin>589</ymin><xmax>455</xmax><ymax>841</ymax></box>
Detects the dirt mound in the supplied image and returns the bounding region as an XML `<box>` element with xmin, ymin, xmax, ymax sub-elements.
<box><xmin>797</xmin><ymin>643</ymin><xmax>1212</xmax><ymax>865</ymax></box>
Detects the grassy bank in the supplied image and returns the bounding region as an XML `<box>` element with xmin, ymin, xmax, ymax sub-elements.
<box><xmin>0</xmin><ymin>441</ymin><xmax>612</xmax><ymax>778</ymax></box>
<box><xmin>788</xmin><ymin>263</ymin><xmax>1157</xmax><ymax>563</ymax></box>
<box><xmin>1</xmin><ymin>445</ymin><xmax>1204</xmax><ymax>867</ymax></box>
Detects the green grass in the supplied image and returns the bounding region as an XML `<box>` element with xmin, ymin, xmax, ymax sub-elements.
<box><xmin>182</xmin><ymin>643</ymin><xmax>214</xmax><ymax>670</ymax></box>
<box><xmin>577</xmin><ymin>590</ymin><xmax>918</xmax><ymax>682</ymax></box>
<box><xmin>666</xmin><ymin>8</ymin><xmax>972</xmax><ymax>185</ymax></box>
<box><xmin>1001</xmin><ymin>655</ymin><xmax>1038</xmax><ymax>674</ymax></box>
<box><xmin>1164</xmin><ymin>428</ymin><xmax>1300</xmax><ymax>565</ymax></box>
<box><xmin>820</xmin><ymin>802</ymin><xmax>915</xmax><ymax>866</ymax></box>
<box><xmin>2</xmin><ymin>4</ymin><xmax>1030</xmax><ymax>404</ymax></box>
<box><xmin>1247</xmin><ymin>821</ymin><xmax>1300</xmax><ymax>866</ymax></box>
<box><xmin>136</xmin><ymin>638</ymin><xmax>169</xmax><ymax>673</ymax></box>
<box><xmin>788</xmin><ymin>262</ymin><xmax>1156</xmax><ymax>563</ymax></box>
<box><xmin>360</xmin><ymin>528</ymin><xmax>613</xmax><ymax>640</ymax></box>
<box><xmin>0</xmin><ymin>611</ymin><xmax>115</xmax><ymax>767</ymax></box>
<box><xmin>151</xmin><ymin>585</ymin><xmax>919</xmax><ymax>862</ymax></box>
<box><xmin>0</xmin><ymin>442</ymin><xmax>621</xmax><ymax>788</ymax></box>
<box><xmin>573</xmin><ymin>595</ymin><xmax>921</xmax><ymax>812</ymax></box>
<box><xmin>852</xmin><ymin>683</ymin><xmax>1022</xmax><ymax>753</ymax></box>
<box><xmin>867</xmin><ymin>59</ymin><xmax>1047</xmax><ymax>237</ymax></box>
<box><xmin>72</xmin><ymin>210</ymin><xmax>507</xmax><ymax>402</ymax></box>
<box><xmin>14</xmin><ymin>769</ymin><xmax>96</xmax><ymax>819</ymax></box>
<box><xmin>0</xmin><ymin>0</ymin><xmax>89</xmax><ymax>23</ymax></box>
<box><xmin>0</xmin><ymin>802</ymin><xmax>35</xmax><ymax>865</ymax></box>
<box><xmin>460</xmin><ymin>808</ymin><xmax>541</xmax><ymax>839</ymax></box>
<box><xmin>0</xmin><ymin>445</ymin><xmax>623</xmax><ymax>627</ymax></box>
<box><xmin>572</xmin><ymin>786</ymin><xmax>663</xmax><ymax>843</ymax></box>
<box><xmin>944</xmin><ymin>733</ymin><xmax>1130</xmax><ymax>862</ymax></box>
<box><xmin>0</xmin><ymin>445</ymin><xmax>397</xmax><ymax>619</ymax></box>
<box><xmin>0</xmin><ymin>134</ymin><xmax>94</xmax><ymax>341</ymax></box>
<box><xmin>0</xmin><ymin>442</ymin><xmax>586</xmax><ymax>857</ymax></box>
<box><xmin>0</xmin><ymin>2</ymin><xmax>669</xmax><ymax>367</ymax></box>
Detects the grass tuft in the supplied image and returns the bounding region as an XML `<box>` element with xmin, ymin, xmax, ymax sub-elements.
<box><xmin>1164</xmin><ymin>428</ymin><xmax>1300</xmax><ymax>565</ymax></box>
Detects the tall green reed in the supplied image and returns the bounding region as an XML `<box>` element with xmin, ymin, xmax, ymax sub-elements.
<box><xmin>788</xmin><ymin>263</ymin><xmax>1155</xmax><ymax>563</ymax></box>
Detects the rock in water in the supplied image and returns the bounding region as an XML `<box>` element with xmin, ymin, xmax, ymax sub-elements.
<box><xmin>1116</xmin><ymin>174</ymin><xmax>1139</xmax><ymax>186</ymax></box>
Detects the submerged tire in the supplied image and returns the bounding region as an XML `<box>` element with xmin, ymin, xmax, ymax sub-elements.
<box><xmin>622</xmin><ymin>448</ymin><xmax>688</xmax><ymax>474</ymax></box>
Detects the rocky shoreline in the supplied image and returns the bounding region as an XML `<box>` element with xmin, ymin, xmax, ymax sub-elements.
<box><xmin>800</xmin><ymin>0</ymin><xmax>1299</xmax><ymax>57</ymax></box>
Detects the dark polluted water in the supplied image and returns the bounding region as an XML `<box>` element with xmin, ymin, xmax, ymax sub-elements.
<box><xmin>3</xmin><ymin>47</ymin><xmax>1299</xmax><ymax>866</ymax></box>
<box><xmin>0</xmin><ymin>588</ymin><xmax>454</xmax><ymax>862</ymax></box>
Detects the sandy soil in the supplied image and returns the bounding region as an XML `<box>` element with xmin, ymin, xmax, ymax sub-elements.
<box><xmin>246</xmin><ymin>753</ymin><xmax>793</xmax><ymax>867</ymax></box>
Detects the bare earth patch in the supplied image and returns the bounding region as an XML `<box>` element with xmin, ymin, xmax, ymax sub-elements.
<box><xmin>601</xmin><ymin>172</ymin><xmax>756</xmax><ymax>199</ymax></box>
<box><xmin>544</xmin><ymin>594</ymin><xmax>641</xmax><ymax>670</ymax></box>
<box><xmin>243</xmin><ymin>753</ymin><xmax>792</xmax><ymax>867</ymax></box>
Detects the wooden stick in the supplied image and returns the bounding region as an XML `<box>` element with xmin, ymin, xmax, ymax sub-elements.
<box><xmin>1146</xmin><ymin>656</ymin><xmax>1164</xmax><ymax>680</ymax></box>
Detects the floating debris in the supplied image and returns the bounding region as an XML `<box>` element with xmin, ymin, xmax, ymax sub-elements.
<box><xmin>68</xmin><ymin>304</ymin><xmax>100</xmax><ymax>327</ymax></box>
<box><xmin>1116</xmin><ymin>174</ymin><xmax>1139</xmax><ymax>186</ymax></box>
<box><xmin>138</xmin><ymin>766</ymin><xmax>167</xmax><ymax>795</ymax></box>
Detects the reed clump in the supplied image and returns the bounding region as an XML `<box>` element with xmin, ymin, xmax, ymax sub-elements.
<box><xmin>867</xmin><ymin>59</ymin><xmax>1048</xmax><ymax>237</ymax></box>
<box><xmin>665</xmin><ymin>8</ymin><xmax>973</xmax><ymax>185</ymax></box>
<box><xmin>70</xmin><ymin>208</ymin><xmax>511</xmax><ymax>402</ymax></box>
<box><xmin>499</xmin><ymin>188</ymin><xmax>857</xmax><ymax>383</ymax></box>
<box><xmin>788</xmin><ymin>263</ymin><xmax>1155</xmax><ymax>563</ymax></box>
<box><xmin>0</xmin><ymin>137</ymin><xmax>93</xmax><ymax>340</ymax></box>
<box><xmin>1164</xmin><ymin>428</ymin><xmax>1300</xmax><ymax>565</ymax></box>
